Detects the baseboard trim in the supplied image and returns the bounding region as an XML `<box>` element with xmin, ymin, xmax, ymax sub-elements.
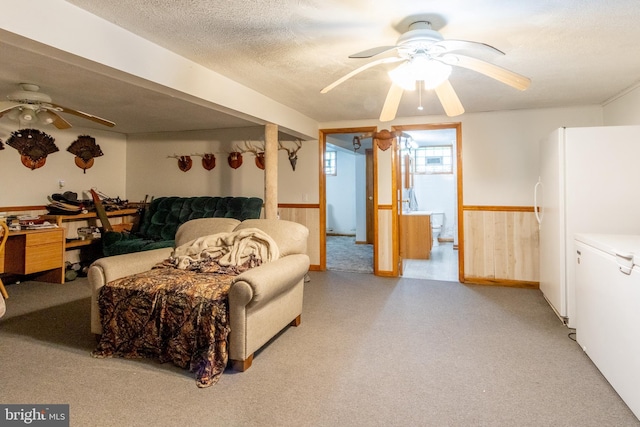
<box><xmin>462</xmin><ymin>277</ymin><xmax>539</xmax><ymax>289</ymax></box>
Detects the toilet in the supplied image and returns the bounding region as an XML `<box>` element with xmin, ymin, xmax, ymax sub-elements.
<box><xmin>430</xmin><ymin>212</ymin><xmax>444</xmax><ymax>245</ymax></box>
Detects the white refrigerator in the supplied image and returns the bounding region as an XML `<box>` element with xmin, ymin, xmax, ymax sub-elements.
<box><xmin>534</xmin><ymin>125</ymin><xmax>640</xmax><ymax>327</ymax></box>
<box><xmin>574</xmin><ymin>233</ymin><xmax>640</xmax><ymax>419</ymax></box>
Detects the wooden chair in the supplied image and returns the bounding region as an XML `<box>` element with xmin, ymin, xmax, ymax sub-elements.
<box><xmin>0</xmin><ymin>221</ymin><xmax>9</xmax><ymax>299</ymax></box>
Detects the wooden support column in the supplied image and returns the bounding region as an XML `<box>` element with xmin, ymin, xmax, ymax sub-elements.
<box><xmin>264</xmin><ymin>123</ymin><xmax>278</xmax><ymax>219</ymax></box>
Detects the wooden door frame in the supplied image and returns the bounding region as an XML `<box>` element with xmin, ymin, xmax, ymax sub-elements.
<box><xmin>392</xmin><ymin>122</ymin><xmax>464</xmax><ymax>282</ymax></box>
<box><xmin>319</xmin><ymin>127</ymin><xmax>377</xmax><ymax>271</ymax></box>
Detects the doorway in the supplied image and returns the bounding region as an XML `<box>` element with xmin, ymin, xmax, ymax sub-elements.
<box><xmin>320</xmin><ymin>127</ymin><xmax>376</xmax><ymax>273</ymax></box>
<box><xmin>394</xmin><ymin>123</ymin><xmax>462</xmax><ymax>282</ymax></box>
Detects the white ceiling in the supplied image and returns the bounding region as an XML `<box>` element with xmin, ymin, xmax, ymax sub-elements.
<box><xmin>1</xmin><ymin>0</ymin><xmax>640</xmax><ymax>135</ymax></box>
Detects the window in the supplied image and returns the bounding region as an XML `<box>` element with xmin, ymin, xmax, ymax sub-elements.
<box><xmin>414</xmin><ymin>145</ymin><xmax>453</xmax><ymax>174</ymax></box>
<box><xmin>325</xmin><ymin>150</ymin><xmax>337</xmax><ymax>175</ymax></box>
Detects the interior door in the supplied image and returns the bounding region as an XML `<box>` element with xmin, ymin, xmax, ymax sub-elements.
<box><xmin>366</xmin><ymin>148</ymin><xmax>374</xmax><ymax>244</ymax></box>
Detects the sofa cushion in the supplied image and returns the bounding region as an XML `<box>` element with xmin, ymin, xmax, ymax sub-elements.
<box><xmin>174</xmin><ymin>218</ymin><xmax>241</xmax><ymax>247</ymax></box>
<box><xmin>234</xmin><ymin>219</ymin><xmax>308</xmax><ymax>257</ymax></box>
<box><xmin>102</xmin><ymin>196</ymin><xmax>262</xmax><ymax>257</ymax></box>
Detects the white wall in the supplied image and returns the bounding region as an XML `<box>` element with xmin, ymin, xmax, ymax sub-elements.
<box><xmin>326</xmin><ymin>149</ymin><xmax>357</xmax><ymax>234</ymax></box>
<box><xmin>603</xmin><ymin>85</ymin><xmax>640</xmax><ymax>125</ymax></box>
<box><xmin>321</xmin><ymin>105</ymin><xmax>603</xmax><ymax>207</ymax></box>
<box><xmin>412</xmin><ymin>173</ymin><xmax>457</xmax><ymax>238</ymax></box>
<box><xmin>0</xmin><ymin>122</ymin><xmax>127</xmax><ymax>206</ymax></box>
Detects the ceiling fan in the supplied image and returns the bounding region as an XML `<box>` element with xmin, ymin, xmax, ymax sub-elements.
<box><xmin>321</xmin><ymin>20</ymin><xmax>531</xmax><ymax>121</ymax></box>
<box><xmin>0</xmin><ymin>83</ymin><xmax>115</xmax><ymax>129</ymax></box>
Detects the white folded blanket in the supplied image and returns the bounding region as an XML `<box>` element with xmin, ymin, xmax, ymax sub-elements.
<box><xmin>172</xmin><ymin>228</ymin><xmax>279</xmax><ymax>269</ymax></box>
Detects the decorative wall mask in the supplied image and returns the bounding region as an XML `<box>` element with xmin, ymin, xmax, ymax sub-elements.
<box><xmin>7</xmin><ymin>128</ymin><xmax>58</xmax><ymax>170</ymax></box>
<box><xmin>278</xmin><ymin>139</ymin><xmax>303</xmax><ymax>171</ymax></box>
<box><xmin>67</xmin><ymin>135</ymin><xmax>104</xmax><ymax>174</ymax></box>
<box><xmin>227</xmin><ymin>149</ymin><xmax>243</xmax><ymax>169</ymax></box>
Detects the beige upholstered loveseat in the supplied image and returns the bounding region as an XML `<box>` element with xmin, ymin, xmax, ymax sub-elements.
<box><xmin>87</xmin><ymin>218</ymin><xmax>310</xmax><ymax>371</ymax></box>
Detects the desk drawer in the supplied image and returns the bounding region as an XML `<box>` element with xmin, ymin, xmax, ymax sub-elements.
<box><xmin>26</xmin><ymin>230</ymin><xmax>63</xmax><ymax>246</ymax></box>
<box><xmin>25</xmin><ymin>243</ymin><xmax>63</xmax><ymax>274</ymax></box>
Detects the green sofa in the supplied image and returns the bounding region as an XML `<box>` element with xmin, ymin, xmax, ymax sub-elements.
<box><xmin>101</xmin><ymin>196</ymin><xmax>263</xmax><ymax>256</ymax></box>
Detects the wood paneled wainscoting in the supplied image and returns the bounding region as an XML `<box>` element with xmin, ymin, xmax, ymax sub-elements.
<box><xmin>277</xmin><ymin>204</ymin><xmax>320</xmax><ymax>270</ymax></box>
<box><xmin>463</xmin><ymin>206</ymin><xmax>539</xmax><ymax>289</ymax></box>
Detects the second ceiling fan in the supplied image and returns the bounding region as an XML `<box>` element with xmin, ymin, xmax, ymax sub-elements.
<box><xmin>321</xmin><ymin>20</ymin><xmax>531</xmax><ymax>121</ymax></box>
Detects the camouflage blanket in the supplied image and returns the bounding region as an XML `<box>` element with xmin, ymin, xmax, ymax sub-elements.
<box><xmin>92</xmin><ymin>228</ymin><xmax>277</xmax><ymax>388</ymax></box>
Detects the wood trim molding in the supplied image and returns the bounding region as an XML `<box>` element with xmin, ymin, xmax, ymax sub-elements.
<box><xmin>463</xmin><ymin>205</ymin><xmax>535</xmax><ymax>212</ymax></box>
<box><xmin>277</xmin><ymin>203</ymin><xmax>320</xmax><ymax>209</ymax></box>
<box><xmin>378</xmin><ymin>204</ymin><xmax>392</xmax><ymax>210</ymax></box>
<box><xmin>0</xmin><ymin>205</ymin><xmax>48</xmax><ymax>212</ymax></box>
<box><xmin>462</xmin><ymin>276</ymin><xmax>539</xmax><ymax>289</ymax></box>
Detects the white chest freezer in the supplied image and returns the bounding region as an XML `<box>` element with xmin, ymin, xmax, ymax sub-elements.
<box><xmin>575</xmin><ymin>233</ymin><xmax>640</xmax><ymax>420</ymax></box>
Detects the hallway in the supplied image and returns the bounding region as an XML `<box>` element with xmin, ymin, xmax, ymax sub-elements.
<box><xmin>326</xmin><ymin>235</ymin><xmax>459</xmax><ymax>282</ymax></box>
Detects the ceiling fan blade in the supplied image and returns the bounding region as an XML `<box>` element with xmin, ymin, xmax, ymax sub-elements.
<box><xmin>349</xmin><ymin>45</ymin><xmax>398</xmax><ymax>59</ymax></box>
<box><xmin>433</xmin><ymin>40</ymin><xmax>504</xmax><ymax>56</ymax></box>
<box><xmin>434</xmin><ymin>80</ymin><xmax>465</xmax><ymax>117</ymax></box>
<box><xmin>379</xmin><ymin>84</ymin><xmax>404</xmax><ymax>122</ymax></box>
<box><xmin>441</xmin><ymin>54</ymin><xmax>531</xmax><ymax>91</ymax></box>
<box><xmin>0</xmin><ymin>101</ymin><xmax>18</xmax><ymax>117</ymax></box>
<box><xmin>49</xmin><ymin>102</ymin><xmax>116</xmax><ymax>127</ymax></box>
<box><xmin>48</xmin><ymin>110</ymin><xmax>72</xmax><ymax>129</ymax></box>
<box><xmin>321</xmin><ymin>57</ymin><xmax>404</xmax><ymax>94</ymax></box>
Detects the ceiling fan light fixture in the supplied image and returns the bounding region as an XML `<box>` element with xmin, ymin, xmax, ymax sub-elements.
<box><xmin>38</xmin><ymin>110</ymin><xmax>56</xmax><ymax>125</ymax></box>
<box><xmin>388</xmin><ymin>56</ymin><xmax>452</xmax><ymax>91</ymax></box>
<box><xmin>388</xmin><ymin>62</ymin><xmax>417</xmax><ymax>91</ymax></box>
<box><xmin>19</xmin><ymin>108</ymin><xmax>37</xmax><ymax>122</ymax></box>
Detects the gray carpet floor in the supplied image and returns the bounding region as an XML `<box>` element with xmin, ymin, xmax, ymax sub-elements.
<box><xmin>0</xmin><ymin>272</ymin><xmax>638</xmax><ymax>426</ymax></box>
<box><xmin>326</xmin><ymin>235</ymin><xmax>373</xmax><ymax>273</ymax></box>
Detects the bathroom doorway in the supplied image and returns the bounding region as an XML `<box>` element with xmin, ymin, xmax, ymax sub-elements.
<box><xmin>394</xmin><ymin>124</ymin><xmax>461</xmax><ymax>282</ymax></box>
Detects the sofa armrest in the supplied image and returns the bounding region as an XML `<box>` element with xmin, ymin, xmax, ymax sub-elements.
<box><xmin>229</xmin><ymin>254</ymin><xmax>310</xmax><ymax>307</ymax></box>
<box><xmin>88</xmin><ymin>247</ymin><xmax>173</xmax><ymax>289</ymax></box>
<box><xmin>228</xmin><ymin>253</ymin><xmax>309</xmax><ymax>362</ymax></box>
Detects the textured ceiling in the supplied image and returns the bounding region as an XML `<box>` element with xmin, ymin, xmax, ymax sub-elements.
<box><xmin>1</xmin><ymin>1</ymin><xmax>640</xmax><ymax>135</ymax></box>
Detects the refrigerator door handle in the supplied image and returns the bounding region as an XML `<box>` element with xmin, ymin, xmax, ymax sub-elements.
<box><xmin>534</xmin><ymin>177</ymin><xmax>543</xmax><ymax>227</ymax></box>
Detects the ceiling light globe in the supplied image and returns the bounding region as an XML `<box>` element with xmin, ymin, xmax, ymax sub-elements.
<box><xmin>38</xmin><ymin>110</ymin><xmax>56</xmax><ymax>125</ymax></box>
<box><xmin>388</xmin><ymin>62</ymin><xmax>417</xmax><ymax>91</ymax></box>
<box><xmin>413</xmin><ymin>57</ymin><xmax>452</xmax><ymax>89</ymax></box>
<box><xmin>19</xmin><ymin>109</ymin><xmax>37</xmax><ymax>122</ymax></box>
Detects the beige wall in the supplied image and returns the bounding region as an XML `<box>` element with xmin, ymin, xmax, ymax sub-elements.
<box><xmin>125</xmin><ymin>128</ymin><xmax>319</xmax><ymax>204</ymax></box>
<box><xmin>0</xmin><ymin>122</ymin><xmax>127</xmax><ymax>207</ymax></box>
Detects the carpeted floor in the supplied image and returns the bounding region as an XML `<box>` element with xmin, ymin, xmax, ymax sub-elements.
<box><xmin>0</xmin><ymin>273</ymin><xmax>638</xmax><ymax>426</ymax></box>
<box><xmin>326</xmin><ymin>235</ymin><xmax>373</xmax><ymax>273</ymax></box>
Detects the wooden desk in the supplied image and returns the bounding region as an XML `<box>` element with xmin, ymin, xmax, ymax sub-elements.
<box><xmin>1</xmin><ymin>227</ymin><xmax>65</xmax><ymax>284</ymax></box>
<box><xmin>43</xmin><ymin>209</ymin><xmax>138</xmax><ymax>251</ymax></box>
